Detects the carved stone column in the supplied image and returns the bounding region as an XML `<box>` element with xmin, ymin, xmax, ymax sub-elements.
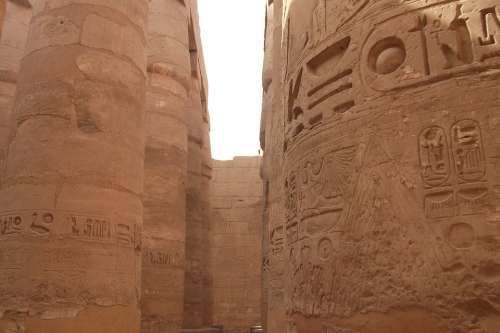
<box><xmin>183</xmin><ymin>3</ymin><xmax>212</xmax><ymax>327</ymax></box>
<box><xmin>264</xmin><ymin>0</ymin><xmax>500</xmax><ymax>332</ymax></box>
<box><xmin>184</xmin><ymin>77</ymin><xmax>211</xmax><ymax>328</ymax></box>
<box><xmin>141</xmin><ymin>0</ymin><xmax>190</xmax><ymax>332</ymax></box>
<box><xmin>262</xmin><ymin>0</ymin><xmax>287</xmax><ymax>332</ymax></box>
<box><xmin>0</xmin><ymin>0</ymin><xmax>32</xmax><ymax>186</ymax></box>
<box><xmin>0</xmin><ymin>1</ymin><xmax>148</xmax><ymax>332</ymax></box>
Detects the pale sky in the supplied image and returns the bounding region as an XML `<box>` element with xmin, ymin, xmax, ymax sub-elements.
<box><xmin>198</xmin><ymin>0</ymin><xmax>266</xmax><ymax>160</ymax></box>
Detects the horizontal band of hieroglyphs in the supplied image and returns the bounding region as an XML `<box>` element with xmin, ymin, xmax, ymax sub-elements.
<box><xmin>0</xmin><ymin>210</ymin><xmax>140</xmax><ymax>248</ymax></box>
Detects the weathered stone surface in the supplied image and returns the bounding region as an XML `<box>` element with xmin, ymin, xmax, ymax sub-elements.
<box><xmin>183</xmin><ymin>1</ymin><xmax>213</xmax><ymax>328</ymax></box>
<box><xmin>0</xmin><ymin>0</ymin><xmax>148</xmax><ymax>331</ymax></box>
<box><xmin>210</xmin><ymin>157</ymin><xmax>263</xmax><ymax>333</ymax></box>
<box><xmin>141</xmin><ymin>1</ymin><xmax>190</xmax><ymax>332</ymax></box>
<box><xmin>0</xmin><ymin>1</ymin><xmax>269</xmax><ymax>332</ymax></box>
<box><xmin>0</xmin><ymin>0</ymin><xmax>31</xmax><ymax>189</ymax></box>
<box><xmin>261</xmin><ymin>0</ymin><xmax>500</xmax><ymax>332</ymax></box>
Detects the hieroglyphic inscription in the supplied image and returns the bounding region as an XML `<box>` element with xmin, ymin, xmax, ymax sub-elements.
<box><xmin>317</xmin><ymin>237</ymin><xmax>333</xmax><ymax>260</ymax></box>
<box><xmin>285</xmin><ymin>36</ymin><xmax>355</xmax><ymax>150</ymax></box>
<box><xmin>117</xmin><ymin>223</ymin><xmax>141</xmax><ymax>249</ymax></box>
<box><xmin>285</xmin><ymin>2</ymin><xmax>500</xmax><ymax>152</ymax></box>
<box><xmin>419</xmin><ymin>120</ymin><xmax>489</xmax><ymax>219</ymax></box>
<box><xmin>419</xmin><ymin>126</ymin><xmax>451</xmax><ymax>187</ymax></box>
<box><xmin>285</xmin><ymin>145</ymin><xmax>359</xmax><ymax>236</ymax></box>
<box><xmin>1</xmin><ymin>211</ymin><xmax>56</xmax><ymax>236</ymax></box>
<box><xmin>283</xmin><ymin>0</ymin><xmax>366</xmax><ymax>150</ymax></box>
<box><xmin>30</xmin><ymin>212</ymin><xmax>55</xmax><ymax>235</ymax></box>
<box><xmin>284</xmin><ymin>0</ymin><xmax>368</xmax><ymax>73</ymax></box>
<box><xmin>287</xmin><ymin>240</ymin><xmax>335</xmax><ymax>316</ymax></box>
<box><xmin>451</xmin><ymin>119</ymin><xmax>486</xmax><ymax>182</ymax></box>
<box><xmin>0</xmin><ymin>214</ymin><xmax>23</xmax><ymax>235</ymax></box>
<box><xmin>144</xmin><ymin>249</ymin><xmax>182</xmax><ymax>267</ymax></box>
<box><xmin>361</xmin><ymin>1</ymin><xmax>500</xmax><ymax>93</ymax></box>
<box><xmin>271</xmin><ymin>225</ymin><xmax>285</xmax><ymax>255</ymax></box>
<box><xmin>0</xmin><ymin>210</ymin><xmax>139</xmax><ymax>248</ymax></box>
<box><xmin>70</xmin><ymin>214</ymin><xmax>112</xmax><ymax>242</ymax></box>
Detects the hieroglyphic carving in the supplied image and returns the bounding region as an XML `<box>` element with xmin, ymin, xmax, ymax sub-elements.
<box><xmin>478</xmin><ymin>5</ymin><xmax>500</xmax><ymax>60</ymax></box>
<box><xmin>451</xmin><ymin>119</ymin><xmax>486</xmax><ymax>182</ymax></box>
<box><xmin>271</xmin><ymin>225</ymin><xmax>285</xmax><ymax>255</ymax></box>
<box><xmin>1</xmin><ymin>210</ymin><xmax>56</xmax><ymax>236</ymax></box>
<box><xmin>285</xmin><ymin>170</ymin><xmax>299</xmax><ymax>222</ymax></box>
<box><xmin>418</xmin><ymin>126</ymin><xmax>451</xmax><ymax>187</ymax></box>
<box><xmin>276</xmin><ymin>0</ymin><xmax>500</xmax><ymax>330</ymax></box>
<box><xmin>30</xmin><ymin>212</ymin><xmax>55</xmax><ymax>235</ymax></box>
<box><xmin>117</xmin><ymin>223</ymin><xmax>141</xmax><ymax>249</ymax></box>
<box><xmin>361</xmin><ymin>1</ymin><xmax>500</xmax><ymax>93</ymax></box>
<box><xmin>419</xmin><ymin>120</ymin><xmax>489</xmax><ymax>220</ymax></box>
<box><xmin>0</xmin><ymin>210</ymin><xmax>139</xmax><ymax>248</ymax></box>
<box><xmin>285</xmin><ymin>35</ymin><xmax>355</xmax><ymax>150</ymax></box>
<box><xmin>285</xmin><ymin>145</ymin><xmax>359</xmax><ymax>236</ymax></box>
<box><xmin>0</xmin><ymin>214</ymin><xmax>23</xmax><ymax>235</ymax></box>
<box><xmin>317</xmin><ymin>237</ymin><xmax>333</xmax><ymax>260</ymax></box>
<box><xmin>284</xmin><ymin>0</ymin><xmax>368</xmax><ymax>73</ymax></box>
<box><xmin>283</xmin><ymin>0</ymin><xmax>368</xmax><ymax>150</ymax></box>
<box><xmin>143</xmin><ymin>249</ymin><xmax>182</xmax><ymax>267</ymax></box>
<box><xmin>285</xmin><ymin>1</ymin><xmax>500</xmax><ymax>152</ymax></box>
<box><xmin>287</xmin><ymin>239</ymin><xmax>336</xmax><ymax>317</ymax></box>
<box><xmin>70</xmin><ymin>214</ymin><xmax>112</xmax><ymax>242</ymax></box>
<box><xmin>287</xmin><ymin>222</ymin><xmax>299</xmax><ymax>244</ymax></box>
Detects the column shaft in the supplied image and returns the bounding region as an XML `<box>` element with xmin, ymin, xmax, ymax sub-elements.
<box><xmin>0</xmin><ymin>1</ymin><xmax>148</xmax><ymax>332</ymax></box>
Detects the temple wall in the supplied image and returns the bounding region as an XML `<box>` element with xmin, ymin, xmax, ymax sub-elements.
<box><xmin>210</xmin><ymin>157</ymin><xmax>263</xmax><ymax>333</ymax></box>
<box><xmin>261</xmin><ymin>0</ymin><xmax>500</xmax><ymax>332</ymax></box>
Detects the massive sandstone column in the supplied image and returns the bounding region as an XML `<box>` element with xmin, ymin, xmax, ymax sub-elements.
<box><xmin>261</xmin><ymin>0</ymin><xmax>287</xmax><ymax>332</ymax></box>
<box><xmin>142</xmin><ymin>0</ymin><xmax>190</xmax><ymax>332</ymax></box>
<box><xmin>183</xmin><ymin>3</ymin><xmax>212</xmax><ymax>327</ymax></box>
<box><xmin>262</xmin><ymin>0</ymin><xmax>500</xmax><ymax>332</ymax></box>
<box><xmin>184</xmin><ymin>74</ymin><xmax>212</xmax><ymax>328</ymax></box>
<box><xmin>0</xmin><ymin>0</ymin><xmax>32</xmax><ymax>187</ymax></box>
<box><xmin>0</xmin><ymin>1</ymin><xmax>148</xmax><ymax>332</ymax></box>
<box><xmin>260</xmin><ymin>1</ymin><xmax>274</xmax><ymax>331</ymax></box>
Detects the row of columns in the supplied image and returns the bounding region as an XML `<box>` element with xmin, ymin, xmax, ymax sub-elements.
<box><xmin>0</xmin><ymin>0</ymin><xmax>211</xmax><ymax>332</ymax></box>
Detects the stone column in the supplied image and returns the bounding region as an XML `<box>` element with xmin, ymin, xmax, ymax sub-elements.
<box><xmin>183</xmin><ymin>3</ymin><xmax>212</xmax><ymax>327</ymax></box>
<box><xmin>263</xmin><ymin>0</ymin><xmax>500</xmax><ymax>332</ymax></box>
<box><xmin>0</xmin><ymin>0</ymin><xmax>32</xmax><ymax>186</ymax></box>
<box><xmin>141</xmin><ymin>0</ymin><xmax>190</xmax><ymax>332</ymax></box>
<box><xmin>262</xmin><ymin>0</ymin><xmax>287</xmax><ymax>332</ymax></box>
<box><xmin>260</xmin><ymin>1</ymin><xmax>275</xmax><ymax>331</ymax></box>
<box><xmin>184</xmin><ymin>78</ymin><xmax>210</xmax><ymax>328</ymax></box>
<box><xmin>0</xmin><ymin>1</ymin><xmax>148</xmax><ymax>332</ymax></box>
<box><xmin>200</xmin><ymin>100</ymin><xmax>213</xmax><ymax>326</ymax></box>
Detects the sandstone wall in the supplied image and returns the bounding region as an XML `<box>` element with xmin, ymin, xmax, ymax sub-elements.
<box><xmin>261</xmin><ymin>0</ymin><xmax>500</xmax><ymax>332</ymax></box>
<box><xmin>210</xmin><ymin>157</ymin><xmax>263</xmax><ymax>333</ymax></box>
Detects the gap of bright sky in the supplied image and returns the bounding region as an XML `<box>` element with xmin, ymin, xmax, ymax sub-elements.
<box><xmin>198</xmin><ymin>0</ymin><xmax>266</xmax><ymax>160</ymax></box>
